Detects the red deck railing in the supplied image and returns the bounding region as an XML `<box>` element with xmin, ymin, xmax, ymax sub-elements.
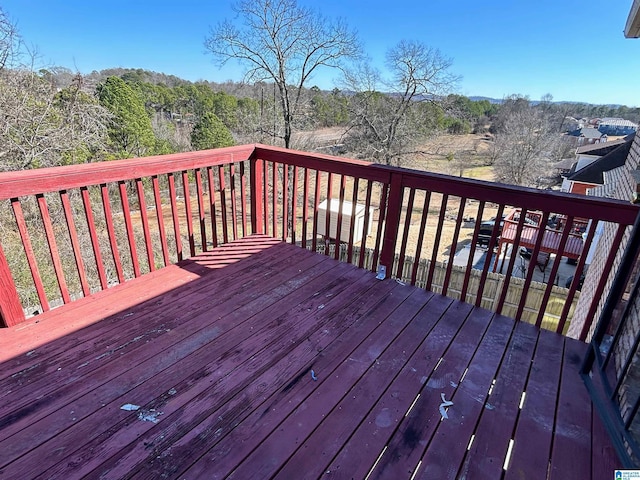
<box><xmin>0</xmin><ymin>144</ymin><xmax>638</xmax><ymax>340</ymax></box>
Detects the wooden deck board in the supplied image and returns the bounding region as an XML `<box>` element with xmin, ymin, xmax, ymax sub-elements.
<box><xmin>0</xmin><ymin>235</ymin><xmax>621</xmax><ymax>479</ymax></box>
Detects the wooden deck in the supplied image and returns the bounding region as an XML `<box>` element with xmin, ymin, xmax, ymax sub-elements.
<box><xmin>0</xmin><ymin>235</ymin><xmax>618</xmax><ymax>479</ymax></box>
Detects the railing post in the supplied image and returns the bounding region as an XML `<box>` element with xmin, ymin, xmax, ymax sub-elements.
<box><xmin>250</xmin><ymin>157</ymin><xmax>265</xmax><ymax>234</ymax></box>
<box><xmin>0</xmin><ymin>242</ymin><xmax>25</xmax><ymax>327</ymax></box>
<box><xmin>379</xmin><ymin>172</ymin><xmax>403</xmax><ymax>278</ymax></box>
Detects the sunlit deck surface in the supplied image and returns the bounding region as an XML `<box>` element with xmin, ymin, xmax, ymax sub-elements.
<box><xmin>0</xmin><ymin>235</ymin><xmax>618</xmax><ymax>479</ymax></box>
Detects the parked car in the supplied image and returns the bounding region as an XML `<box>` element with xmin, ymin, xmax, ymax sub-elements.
<box><xmin>477</xmin><ymin>219</ymin><xmax>503</xmax><ymax>246</ymax></box>
<box><xmin>565</xmin><ymin>274</ymin><xmax>585</xmax><ymax>291</ymax></box>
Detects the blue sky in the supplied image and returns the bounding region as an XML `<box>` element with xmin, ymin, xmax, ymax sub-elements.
<box><xmin>2</xmin><ymin>0</ymin><xmax>639</xmax><ymax>106</ymax></box>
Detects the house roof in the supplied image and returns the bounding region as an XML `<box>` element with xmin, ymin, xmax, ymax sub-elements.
<box><xmin>575</xmin><ymin>135</ymin><xmax>633</xmax><ymax>155</ymax></box>
<box><xmin>576</xmin><ymin>127</ymin><xmax>605</xmax><ymax>139</ymax></box>
<box><xmin>553</xmin><ymin>158</ymin><xmax>576</xmax><ymax>170</ymax></box>
<box><xmin>626</xmin><ymin>0</ymin><xmax>640</xmax><ymax>37</ymax></box>
<box><xmin>599</xmin><ymin>117</ymin><xmax>638</xmax><ymax>128</ymax></box>
<box><xmin>566</xmin><ymin>137</ymin><xmax>633</xmax><ymax>185</ymax></box>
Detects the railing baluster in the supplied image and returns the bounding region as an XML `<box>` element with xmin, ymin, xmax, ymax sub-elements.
<box><xmin>135</xmin><ymin>179</ymin><xmax>155</xmax><ymax>272</ymax></box>
<box><xmin>426</xmin><ymin>194</ymin><xmax>448</xmax><ymax>291</ymax></box>
<box><xmin>460</xmin><ymin>201</ymin><xmax>484</xmax><ymax>302</ymax></box>
<box><xmin>291</xmin><ymin>165</ymin><xmax>299</xmax><ymax>245</ymax></box>
<box><xmin>240</xmin><ymin>162</ymin><xmax>248</xmax><ymax>237</ymax></box>
<box><xmin>272</xmin><ymin>162</ymin><xmax>278</xmax><ymax>239</ymax></box>
<box><xmin>334</xmin><ymin>174</ymin><xmax>346</xmax><ymax>260</ymax></box>
<box><xmin>81</xmin><ymin>187</ymin><xmax>108</xmax><ymax>289</ymax></box>
<box><xmin>151</xmin><ymin>176</ymin><xmax>170</xmax><ymax>267</ymax></box>
<box><xmin>167</xmin><ymin>173</ymin><xmax>183</xmax><ymax>262</ymax></box>
<box><xmin>101</xmin><ymin>184</ymin><xmax>125</xmax><ymax>282</ymax></box>
<box><xmin>36</xmin><ymin>194</ymin><xmax>71</xmax><ymax>303</ymax></box>
<box><xmin>442</xmin><ymin>197</ymin><xmax>466</xmax><ymax>297</ymax></box>
<box><xmin>324</xmin><ymin>172</ymin><xmax>333</xmax><ymax>256</ymax></box>
<box><xmin>347</xmin><ymin>177</ymin><xmax>359</xmax><ymax>264</ymax></box>
<box><xmin>263</xmin><ymin>162</ymin><xmax>269</xmax><ymax>236</ymax></box>
<box><xmin>283</xmin><ymin>164</ymin><xmax>289</xmax><ymax>242</ymax></box>
<box><xmin>118</xmin><ymin>181</ymin><xmax>141</xmax><ymax>278</ymax></box>
<box><xmin>516</xmin><ymin>211</ymin><xmax>550</xmax><ymax>322</ymax></box>
<box><xmin>475</xmin><ymin>204</ymin><xmax>505</xmax><ymax>308</ymax></box>
<box><xmin>207</xmin><ymin>167</ymin><xmax>219</xmax><ymax>248</ymax></box>
<box><xmin>60</xmin><ymin>190</ymin><xmax>90</xmax><ymax>297</ymax></box>
<box><xmin>372</xmin><ymin>183</ymin><xmax>389</xmax><ymax>273</ymax></box>
<box><xmin>359</xmin><ymin>180</ymin><xmax>374</xmax><ymax>270</ymax></box>
<box><xmin>195</xmin><ymin>169</ymin><xmax>207</xmax><ymax>252</ymax></box>
<box><xmin>495</xmin><ymin>208</ymin><xmax>528</xmax><ymax>314</ymax></box>
<box><xmin>411</xmin><ymin>191</ymin><xmax>431</xmax><ymax>286</ymax></box>
<box><xmin>537</xmin><ymin>216</ymin><xmax>574</xmax><ymax>331</ymax></box>
<box><xmin>218</xmin><ymin>165</ymin><xmax>229</xmax><ymax>244</ymax></box>
<box><xmin>301</xmin><ymin>167</ymin><xmax>309</xmax><ymax>249</ymax></box>
<box><xmin>0</xmin><ymin>241</ymin><xmax>24</xmax><ymax>326</ymax></box>
<box><xmin>249</xmin><ymin>158</ymin><xmax>264</xmax><ymax>236</ymax></box>
<box><xmin>312</xmin><ymin>170</ymin><xmax>321</xmax><ymax>252</ymax></box>
<box><xmin>181</xmin><ymin>171</ymin><xmax>196</xmax><ymax>257</ymax></box>
<box><xmin>396</xmin><ymin>188</ymin><xmax>415</xmax><ymax>280</ymax></box>
<box><xmin>230</xmin><ymin>163</ymin><xmax>238</xmax><ymax>241</ymax></box>
<box><xmin>12</xmin><ymin>198</ymin><xmax>49</xmax><ymax>311</ymax></box>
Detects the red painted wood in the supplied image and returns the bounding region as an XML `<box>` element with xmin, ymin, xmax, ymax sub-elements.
<box><xmin>312</xmin><ymin>169</ymin><xmax>321</xmax><ymax>252</ymax></box>
<box><xmin>218</xmin><ymin>165</ymin><xmax>229</xmax><ymax>244</ymax></box>
<box><xmin>291</xmin><ymin>165</ymin><xmax>298</xmax><ymax>244</ymax></box>
<box><xmin>118</xmin><ymin>181</ymin><xmax>141</xmax><ymax>278</ymax></box>
<box><xmin>591</xmin><ymin>404</ymin><xmax>620</xmax><ymax>478</ymax></box>
<box><xmin>168</xmin><ymin>173</ymin><xmax>183</xmax><ymax>261</ymax></box>
<box><xmin>460</xmin><ymin>201</ymin><xmax>485</xmax><ymax>302</ymax></box>
<box><xmin>0</xmin><ymin>145</ymin><xmax>256</xmax><ymax>200</ymax></box>
<box><xmin>411</xmin><ymin>190</ymin><xmax>430</xmax><ymax>285</ymax></box>
<box><xmin>505</xmin><ymin>329</ymin><xmax>564</xmax><ymax>479</ymax></box>
<box><xmin>230</xmin><ymin>163</ymin><xmax>238</xmax><ymax>241</ymax></box>
<box><xmin>194</xmin><ymin>169</ymin><xmax>207</xmax><ymax>252</ymax></box>
<box><xmin>416</xmin><ymin>314</ymin><xmax>516</xmax><ymax>480</ymax></box>
<box><xmin>12</xmin><ymin>198</ymin><xmax>49</xmax><ymax>311</ymax></box>
<box><xmin>358</xmin><ymin>180</ymin><xmax>373</xmax><ymax>269</ymax></box>
<box><xmin>181</xmin><ymin>171</ymin><xmax>196</xmax><ymax>257</ymax></box>
<box><xmin>60</xmin><ymin>190</ymin><xmax>90</xmax><ymax>297</ymax></box>
<box><xmin>240</xmin><ymin>162</ymin><xmax>248</xmax><ymax>237</ymax></box>
<box><xmin>206</xmin><ymin>167</ymin><xmax>219</xmax><ymax>248</ymax></box>
<box><xmin>580</xmin><ymin>224</ymin><xmax>627</xmax><ymax>341</ymax></box>
<box><xmin>476</xmin><ymin>204</ymin><xmax>505</xmax><ymax>308</ymax></box>
<box><xmin>396</xmin><ymin>187</ymin><xmax>415</xmax><ymax>278</ymax></box>
<box><xmin>347</xmin><ymin>177</ymin><xmax>359</xmax><ymax>264</ymax></box>
<box><xmin>0</xmin><ymin>240</ymin><xmax>616</xmax><ymax>478</ymax></box>
<box><xmin>367</xmin><ymin>303</ymin><xmax>490</xmax><ymax>480</ymax></box>
<box><xmin>372</xmin><ymin>183</ymin><xmax>388</xmax><ymax>273</ymax></box>
<box><xmin>516</xmin><ymin>211</ymin><xmax>550</xmax><ymax>322</ymax></box>
<box><xmin>324</xmin><ymin>171</ymin><xmax>333</xmax><ymax>255</ymax></box>
<box><xmin>379</xmin><ymin>172</ymin><xmax>403</xmax><ymax>277</ymax></box>
<box><xmin>0</xmin><ymin>241</ymin><xmax>24</xmax><ymax>327</ymax></box>
<box><xmin>282</xmin><ymin>164</ymin><xmax>288</xmax><ymax>241</ymax></box>
<box><xmin>442</xmin><ymin>197</ymin><xmax>466</xmax><ymax>297</ymax></box>
<box><xmin>459</xmin><ymin>320</ymin><xmax>539</xmax><ymax>479</ymax></box>
<box><xmin>334</xmin><ymin>174</ymin><xmax>346</xmax><ymax>260</ymax></box>
<box><xmin>548</xmin><ymin>338</ymin><xmax>592</xmax><ymax>480</ymax></box>
<box><xmin>151</xmin><ymin>176</ymin><xmax>170</xmax><ymax>267</ymax></box>
<box><xmin>81</xmin><ymin>187</ymin><xmax>108</xmax><ymax>289</ymax></box>
<box><xmin>249</xmin><ymin>159</ymin><xmax>263</xmax><ymax>235</ymax></box>
<box><xmin>539</xmin><ymin>216</ymin><xmax>573</xmax><ymax>330</ymax></box>
<box><xmin>263</xmin><ymin>161</ymin><xmax>269</xmax><ymax>236</ymax></box>
<box><xmin>135</xmin><ymin>179</ymin><xmax>155</xmax><ymax>272</ymax></box>
<box><xmin>427</xmin><ymin>193</ymin><xmax>448</xmax><ymax>290</ymax></box>
<box><xmin>99</xmin><ymin>184</ymin><xmax>124</xmax><ymax>283</ymax></box>
<box><xmin>495</xmin><ymin>209</ymin><xmax>528</xmax><ymax>314</ymax></box>
<box><xmin>301</xmin><ymin>167</ymin><xmax>310</xmax><ymax>248</ymax></box>
<box><xmin>12</xmin><ymin>253</ymin><xmax>359</xmax><ymax>478</ymax></box>
<box><xmin>272</xmin><ymin>162</ymin><xmax>278</xmax><ymax>239</ymax></box>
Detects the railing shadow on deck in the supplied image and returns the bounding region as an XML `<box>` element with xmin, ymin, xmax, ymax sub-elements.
<box><xmin>0</xmin><ymin>144</ymin><xmax>638</xmax><ymax>342</ymax></box>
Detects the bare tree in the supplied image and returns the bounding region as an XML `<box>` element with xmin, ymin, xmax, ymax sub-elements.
<box><xmin>343</xmin><ymin>40</ymin><xmax>459</xmax><ymax>166</ymax></box>
<box><xmin>493</xmin><ymin>107</ymin><xmax>568</xmax><ymax>187</ymax></box>
<box><xmin>0</xmin><ymin>7</ymin><xmax>20</xmax><ymax>71</ymax></box>
<box><xmin>204</xmin><ymin>0</ymin><xmax>360</xmax><ymax>148</ymax></box>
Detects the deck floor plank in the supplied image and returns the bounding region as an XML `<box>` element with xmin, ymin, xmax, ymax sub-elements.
<box><xmin>458</xmin><ymin>320</ymin><xmax>540</xmax><ymax>479</ymax></box>
<box><xmin>0</xmin><ymin>236</ymin><xmax>621</xmax><ymax>479</ymax></box>
<box><xmin>505</xmin><ymin>328</ymin><xmax>565</xmax><ymax>480</ymax></box>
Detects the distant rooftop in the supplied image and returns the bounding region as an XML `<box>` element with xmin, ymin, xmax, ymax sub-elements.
<box><xmin>598</xmin><ymin>117</ymin><xmax>638</xmax><ymax>128</ymax></box>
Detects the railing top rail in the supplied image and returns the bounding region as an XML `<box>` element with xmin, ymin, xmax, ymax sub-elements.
<box><xmin>1</xmin><ymin>142</ymin><xmax>638</xmax><ymax>226</ymax></box>
<box><xmin>254</xmin><ymin>144</ymin><xmax>640</xmax><ymax>225</ymax></box>
<box><xmin>0</xmin><ymin>145</ymin><xmax>255</xmax><ymax>200</ymax></box>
